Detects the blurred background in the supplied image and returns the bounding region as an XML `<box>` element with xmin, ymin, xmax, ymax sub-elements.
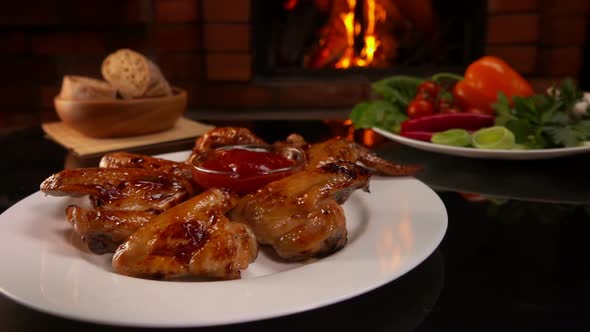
<box><xmin>0</xmin><ymin>0</ymin><xmax>588</xmax><ymax>129</ymax></box>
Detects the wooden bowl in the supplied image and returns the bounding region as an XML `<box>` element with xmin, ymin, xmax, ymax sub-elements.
<box><xmin>54</xmin><ymin>87</ymin><xmax>187</xmax><ymax>138</ymax></box>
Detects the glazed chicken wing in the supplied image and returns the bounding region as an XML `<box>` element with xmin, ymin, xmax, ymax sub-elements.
<box><xmin>40</xmin><ymin>168</ymin><xmax>194</xmax><ymax>212</ymax></box>
<box><xmin>100</xmin><ymin>152</ymin><xmax>195</xmax><ymax>184</ymax></box>
<box><xmin>66</xmin><ymin>205</ymin><xmax>153</xmax><ymax>254</ymax></box>
<box><xmin>305</xmin><ymin>138</ymin><xmax>421</xmax><ymax>176</ymax></box>
<box><xmin>229</xmin><ymin>162</ymin><xmax>370</xmax><ymax>261</ymax></box>
<box><xmin>112</xmin><ymin>188</ymin><xmax>258</xmax><ymax>280</ymax></box>
<box><xmin>188</xmin><ymin>127</ymin><xmax>267</xmax><ymax>163</ymax></box>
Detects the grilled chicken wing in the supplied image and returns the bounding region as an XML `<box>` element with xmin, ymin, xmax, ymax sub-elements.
<box><xmin>229</xmin><ymin>162</ymin><xmax>370</xmax><ymax>261</ymax></box>
<box><xmin>100</xmin><ymin>152</ymin><xmax>195</xmax><ymax>184</ymax></box>
<box><xmin>40</xmin><ymin>168</ymin><xmax>194</xmax><ymax>212</ymax></box>
<box><xmin>188</xmin><ymin>127</ymin><xmax>267</xmax><ymax>163</ymax></box>
<box><xmin>305</xmin><ymin>138</ymin><xmax>421</xmax><ymax>176</ymax></box>
<box><xmin>66</xmin><ymin>205</ymin><xmax>153</xmax><ymax>254</ymax></box>
<box><xmin>112</xmin><ymin>188</ymin><xmax>258</xmax><ymax>280</ymax></box>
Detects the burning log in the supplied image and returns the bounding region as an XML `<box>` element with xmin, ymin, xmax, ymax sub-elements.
<box><xmin>305</xmin><ymin>0</ymin><xmax>352</xmax><ymax>68</ymax></box>
<box><xmin>296</xmin><ymin>0</ymin><xmax>437</xmax><ymax>69</ymax></box>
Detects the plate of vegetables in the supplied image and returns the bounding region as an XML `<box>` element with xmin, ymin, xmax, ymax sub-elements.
<box><xmin>350</xmin><ymin>56</ymin><xmax>590</xmax><ymax>159</ymax></box>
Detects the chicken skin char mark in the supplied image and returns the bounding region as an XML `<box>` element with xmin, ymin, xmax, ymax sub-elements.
<box><xmin>112</xmin><ymin>188</ymin><xmax>258</xmax><ymax>280</ymax></box>
<box><xmin>40</xmin><ymin>168</ymin><xmax>195</xmax><ymax>212</ymax></box>
<box><xmin>66</xmin><ymin>206</ymin><xmax>153</xmax><ymax>254</ymax></box>
<box><xmin>229</xmin><ymin>162</ymin><xmax>370</xmax><ymax>261</ymax></box>
<box><xmin>302</xmin><ymin>138</ymin><xmax>421</xmax><ymax>176</ymax></box>
<box><xmin>100</xmin><ymin>152</ymin><xmax>195</xmax><ymax>184</ymax></box>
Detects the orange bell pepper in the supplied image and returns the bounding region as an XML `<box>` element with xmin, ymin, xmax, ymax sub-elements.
<box><xmin>452</xmin><ymin>56</ymin><xmax>534</xmax><ymax>114</ymax></box>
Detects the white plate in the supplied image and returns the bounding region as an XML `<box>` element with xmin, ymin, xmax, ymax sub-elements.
<box><xmin>373</xmin><ymin>127</ymin><xmax>590</xmax><ymax>160</ymax></box>
<box><xmin>0</xmin><ymin>151</ymin><xmax>447</xmax><ymax>328</ymax></box>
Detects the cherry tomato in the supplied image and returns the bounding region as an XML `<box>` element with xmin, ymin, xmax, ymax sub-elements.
<box><xmin>407</xmin><ymin>99</ymin><xmax>435</xmax><ymax>119</ymax></box>
<box><xmin>417</xmin><ymin>81</ymin><xmax>441</xmax><ymax>99</ymax></box>
<box><xmin>414</xmin><ymin>91</ymin><xmax>432</xmax><ymax>101</ymax></box>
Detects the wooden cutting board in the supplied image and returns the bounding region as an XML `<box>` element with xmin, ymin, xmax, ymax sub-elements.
<box><xmin>42</xmin><ymin>117</ymin><xmax>214</xmax><ymax>157</ymax></box>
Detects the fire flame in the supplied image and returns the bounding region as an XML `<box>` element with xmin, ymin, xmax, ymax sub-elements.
<box><xmin>335</xmin><ymin>0</ymin><xmax>382</xmax><ymax>69</ymax></box>
<box><xmin>358</xmin><ymin>0</ymin><xmax>380</xmax><ymax>66</ymax></box>
<box><xmin>334</xmin><ymin>0</ymin><xmax>357</xmax><ymax>69</ymax></box>
<box><xmin>285</xmin><ymin>0</ymin><xmax>442</xmax><ymax>70</ymax></box>
<box><xmin>285</xmin><ymin>0</ymin><xmax>387</xmax><ymax>69</ymax></box>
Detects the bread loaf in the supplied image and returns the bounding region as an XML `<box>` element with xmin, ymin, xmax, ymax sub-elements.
<box><xmin>101</xmin><ymin>49</ymin><xmax>172</xmax><ymax>99</ymax></box>
<box><xmin>143</xmin><ymin>61</ymin><xmax>174</xmax><ymax>97</ymax></box>
<box><xmin>59</xmin><ymin>75</ymin><xmax>117</xmax><ymax>100</ymax></box>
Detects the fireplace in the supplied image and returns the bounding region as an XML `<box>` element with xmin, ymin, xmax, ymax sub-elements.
<box><xmin>254</xmin><ymin>0</ymin><xmax>486</xmax><ymax>78</ymax></box>
<box><xmin>196</xmin><ymin>0</ymin><xmax>490</xmax><ymax>120</ymax></box>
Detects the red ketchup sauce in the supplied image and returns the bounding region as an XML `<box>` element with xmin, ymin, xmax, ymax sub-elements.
<box><xmin>191</xmin><ymin>146</ymin><xmax>301</xmax><ymax>195</ymax></box>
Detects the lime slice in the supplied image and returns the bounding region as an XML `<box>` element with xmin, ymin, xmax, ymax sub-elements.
<box><xmin>431</xmin><ymin>129</ymin><xmax>472</xmax><ymax>147</ymax></box>
<box><xmin>472</xmin><ymin>126</ymin><xmax>515</xmax><ymax>150</ymax></box>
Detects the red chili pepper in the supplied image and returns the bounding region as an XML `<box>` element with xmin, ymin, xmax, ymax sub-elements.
<box><xmin>452</xmin><ymin>56</ymin><xmax>534</xmax><ymax>114</ymax></box>
<box><xmin>399</xmin><ymin>131</ymin><xmax>433</xmax><ymax>141</ymax></box>
<box><xmin>400</xmin><ymin>113</ymin><xmax>494</xmax><ymax>133</ymax></box>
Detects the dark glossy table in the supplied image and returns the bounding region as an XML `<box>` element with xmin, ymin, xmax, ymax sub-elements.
<box><xmin>1</xmin><ymin>120</ymin><xmax>589</xmax><ymax>332</ymax></box>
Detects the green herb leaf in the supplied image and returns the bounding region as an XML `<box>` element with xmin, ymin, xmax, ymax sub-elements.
<box><xmin>505</xmin><ymin>119</ymin><xmax>542</xmax><ymax>148</ymax></box>
<box><xmin>548</xmin><ymin>112</ymin><xmax>570</xmax><ymax>125</ymax></box>
<box><xmin>574</xmin><ymin>120</ymin><xmax>590</xmax><ymax>134</ymax></box>
<box><xmin>348</xmin><ymin>100</ymin><xmax>407</xmax><ymax>132</ymax></box>
<box><xmin>372</xmin><ymin>82</ymin><xmax>397</xmax><ymax>104</ymax></box>
<box><xmin>543</xmin><ymin>126</ymin><xmax>581</xmax><ymax>147</ymax></box>
<box><xmin>512</xmin><ymin>96</ymin><xmax>540</xmax><ymax>124</ymax></box>
<box><xmin>493</xmin><ymin>93</ymin><xmax>513</xmax><ymax>126</ymax></box>
<box><xmin>349</xmin><ymin>102</ymin><xmax>372</xmax><ymax>129</ymax></box>
<box><xmin>372</xmin><ymin>75</ymin><xmax>423</xmax><ymax>108</ymax></box>
<box><xmin>492</xmin><ymin>79</ymin><xmax>590</xmax><ymax>148</ymax></box>
<box><xmin>558</xmin><ymin>78</ymin><xmax>582</xmax><ymax>110</ymax></box>
<box><xmin>379</xmin><ymin>104</ymin><xmax>407</xmax><ymax>133</ymax></box>
<box><xmin>535</xmin><ymin>94</ymin><xmax>562</xmax><ymax>122</ymax></box>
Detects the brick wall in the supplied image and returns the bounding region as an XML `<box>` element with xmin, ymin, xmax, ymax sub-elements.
<box><xmin>0</xmin><ymin>0</ymin><xmax>588</xmax><ymax>129</ymax></box>
<box><xmin>0</xmin><ymin>0</ymin><xmax>205</xmax><ymax>129</ymax></box>
<box><xmin>486</xmin><ymin>0</ymin><xmax>589</xmax><ymax>91</ymax></box>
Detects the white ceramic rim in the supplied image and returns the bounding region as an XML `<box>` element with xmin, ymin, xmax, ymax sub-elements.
<box><xmin>373</xmin><ymin>127</ymin><xmax>590</xmax><ymax>160</ymax></box>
